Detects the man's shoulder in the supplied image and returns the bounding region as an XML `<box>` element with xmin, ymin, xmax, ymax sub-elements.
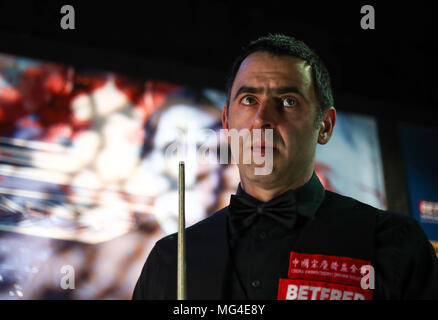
<box><xmin>323</xmin><ymin>190</ymin><xmax>381</xmax><ymax>216</ymax></box>
<box><xmin>155</xmin><ymin>206</ymin><xmax>229</xmax><ymax>247</ymax></box>
<box><xmin>325</xmin><ymin>190</ymin><xmax>418</xmax><ymax>227</ymax></box>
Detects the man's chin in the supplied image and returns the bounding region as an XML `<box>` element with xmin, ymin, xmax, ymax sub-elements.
<box><xmin>239</xmin><ymin>163</ymin><xmax>279</xmax><ymax>183</ymax></box>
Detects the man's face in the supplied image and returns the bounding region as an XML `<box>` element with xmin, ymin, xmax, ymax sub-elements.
<box><xmin>222</xmin><ymin>51</ymin><xmax>322</xmax><ymax>189</ymax></box>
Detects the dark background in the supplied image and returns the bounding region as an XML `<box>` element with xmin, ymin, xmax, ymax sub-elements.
<box><xmin>0</xmin><ymin>0</ymin><xmax>436</xmax><ymax>213</ymax></box>
<box><xmin>0</xmin><ymin>0</ymin><xmax>436</xmax><ymax>125</ymax></box>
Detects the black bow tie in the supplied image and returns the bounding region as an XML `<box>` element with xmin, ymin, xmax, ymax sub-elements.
<box><xmin>228</xmin><ymin>188</ymin><xmax>298</xmax><ymax>236</ymax></box>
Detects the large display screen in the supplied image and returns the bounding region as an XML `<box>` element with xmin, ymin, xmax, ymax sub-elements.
<box><xmin>0</xmin><ymin>52</ymin><xmax>386</xmax><ymax>299</ymax></box>
<box><xmin>399</xmin><ymin>123</ymin><xmax>438</xmax><ymax>247</ymax></box>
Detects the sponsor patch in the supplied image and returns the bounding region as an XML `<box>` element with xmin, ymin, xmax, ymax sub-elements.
<box><xmin>277</xmin><ymin>252</ymin><xmax>374</xmax><ymax>300</ymax></box>
<box><xmin>287</xmin><ymin>251</ymin><xmax>371</xmax><ymax>287</ymax></box>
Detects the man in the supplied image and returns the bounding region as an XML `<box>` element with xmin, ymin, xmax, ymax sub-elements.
<box><xmin>133</xmin><ymin>34</ymin><xmax>438</xmax><ymax>300</ymax></box>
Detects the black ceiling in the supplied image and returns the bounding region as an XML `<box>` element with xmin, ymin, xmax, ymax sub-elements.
<box><xmin>0</xmin><ymin>0</ymin><xmax>437</xmax><ymax>126</ymax></box>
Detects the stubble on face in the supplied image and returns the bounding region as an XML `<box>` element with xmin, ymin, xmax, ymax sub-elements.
<box><xmin>224</xmin><ymin>51</ymin><xmax>321</xmax><ymax>200</ymax></box>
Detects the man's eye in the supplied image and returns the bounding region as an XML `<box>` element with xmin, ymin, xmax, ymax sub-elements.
<box><xmin>241</xmin><ymin>96</ymin><xmax>256</xmax><ymax>105</ymax></box>
<box><xmin>283</xmin><ymin>97</ymin><xmax>298</xmax><ymax>107</ymax></box>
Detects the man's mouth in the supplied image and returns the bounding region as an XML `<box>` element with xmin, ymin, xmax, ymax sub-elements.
<box><xmin>251</xmin><ymin>145</ymin><xmax>276</xmax><ymax>155</ymax></box>
<box><xmin>251</xmin><ymin>141</ymin><xmax>276</xmax><ymax>149</ymax></box>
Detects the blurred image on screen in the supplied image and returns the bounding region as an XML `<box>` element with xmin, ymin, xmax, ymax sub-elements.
<box><xmin>0</xmin><ymin>52</ymin><xmax>386</xmax><ymax>299</ymax></box>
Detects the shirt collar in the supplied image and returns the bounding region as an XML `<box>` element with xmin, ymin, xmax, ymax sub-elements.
<box><xmin>235</xmin><ymin>171</ymin><xmax>325</xmax><ymax>219</ymax></box>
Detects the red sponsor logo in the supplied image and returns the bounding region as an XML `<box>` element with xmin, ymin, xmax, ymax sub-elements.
<box><xmin>277</xmin><ymin>252</ymin><xmax>374</xmax><ymax>300</ymax></box>
<box><xmin>288</xmin><ymin>252</ymin><xmax>371</xmax><ymax>287</ymax></box>
<box><xmin>277</xmin><ymin>279</ymin><xmax>373</xmax><ymax>300</ymax></box>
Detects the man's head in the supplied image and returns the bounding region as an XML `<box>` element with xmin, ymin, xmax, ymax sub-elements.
<box><xmin>225</xmin><ymin>34</ymin><xmax>334</xmax><ymax>125</ymax></box>
<box><xmin>222</xmin><ymin>34</ymin><xmax>336</xmax><ymax>199</ymax></box>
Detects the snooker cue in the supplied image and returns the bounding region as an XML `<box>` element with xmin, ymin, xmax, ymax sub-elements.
<box><xmin>178</xmin><ymin>161</ymin><xmax>187</xmax><ymax>300</ymax></box>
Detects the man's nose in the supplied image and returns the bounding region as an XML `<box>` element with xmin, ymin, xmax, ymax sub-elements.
<box><xmin>253</xmin><ymin>99</ymin><xmax>276</xmax><ymax>129</ymax></box>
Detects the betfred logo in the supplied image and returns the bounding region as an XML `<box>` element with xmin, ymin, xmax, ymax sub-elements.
<box><xmin>278</xmin><ymin>279</ymin><xmax>373</xmax><ymax>300</ymax></box>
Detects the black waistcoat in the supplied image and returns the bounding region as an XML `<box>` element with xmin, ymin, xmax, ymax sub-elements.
<box><xmin>149</xmin><ymin>190</ymin><xmax>378</xmax><ymax>300</ymax></box>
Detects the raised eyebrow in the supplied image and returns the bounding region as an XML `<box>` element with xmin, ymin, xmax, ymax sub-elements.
<box><xmin>232</xmin><ymin>86</ymin><xmax>306</xmax><ymax>102</ymax></box>
<box><xmin>274</xmin><ymin>86</ymin><xmax>305</xmax><ymax>98</ymax></box>
<box><xmin>232</xmin><ymin>86</ymin><xmax>263</xmax><ymax>102</ymax></box>
<box><xmin>275</xmin><ymin>86</ymin><xmax>309</xmax><ymax>105</ymax></box>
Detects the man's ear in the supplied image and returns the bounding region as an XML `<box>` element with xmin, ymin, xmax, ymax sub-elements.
<box><xmin>318</xmin><ymin>107</ymin><xmax>336</xmax><ymax>145</ymax></box>
<box><xmin>222</xmin><ymin>104</ymin><xmax>229</xmax><ymax>130</ymax></box>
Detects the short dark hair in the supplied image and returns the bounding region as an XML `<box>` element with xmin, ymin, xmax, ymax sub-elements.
<box><xmin>225</xmin><ymin>34</ymin><xmax>334</xmax><ymax>121</ymax></box>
